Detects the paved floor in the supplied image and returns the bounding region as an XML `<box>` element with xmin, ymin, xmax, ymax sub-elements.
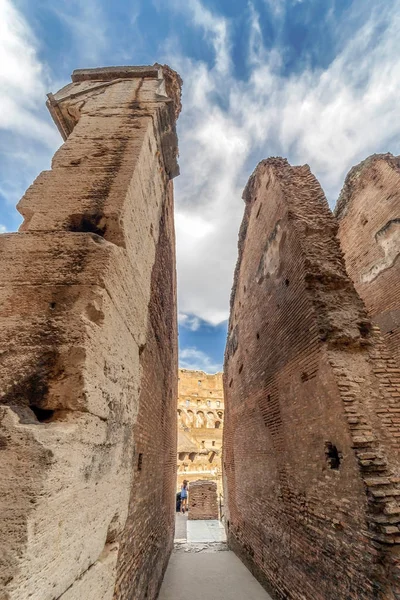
<box><xmin>158</xmin><ymin>550</ymin><xmax>273</xmax><ymax>600</ymax></box>
<box><xmin>160</xmin><ymin>515</ymin><xmax>272</xmax><ymax>600</ymax></box>
<box><xmin>174</xmin><ymin>512</ymin><xmax>187</xmax><ymax>541</ymax></box>
<box><xmin>187</xmin><ymin>519</ymin><xmax>226</xmax><ymax>543</ymax></box>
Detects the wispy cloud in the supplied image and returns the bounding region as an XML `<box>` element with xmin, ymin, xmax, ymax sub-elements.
<box><xmin>179</xmin><ymin>0</ymin><xmax>231</xmax><ymax>73</ymax></box>
<box><xmin>49</xmin><ymin>0</ymin><xmax>108</xmax><ymax>65</ymax></box>
<box><xmin>165</xmin><ymin>0</ymin><xmax>400</xmax><ymax>326</ymax></box>
<box><xmin>178</xmin><ymin>314</ymin><xmax>201</xmax><ymax>331</ymax></box>
<box><xmin>179</xmin><ymin>347</ymin><xmax>222</xmax><ymax>373</ymax></box>
<box><xmin>0</xmin><ymin>0</ymin><xmax>61</xmax><ymax>230</ymax></box>
<box><xmin>0</xmin><ymin>0</ymin><xmax>57</xmax><ymax>146</ymax></box>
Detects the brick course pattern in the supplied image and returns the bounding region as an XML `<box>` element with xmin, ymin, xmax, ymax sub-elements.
<box><xmin>188</xmin><ymin>480</ymin><xmax>219</xmax><ymax>520</ymax></box>
<box><xmin>223</xmin><ymin>157</ymin><xmax>400</xmax><ymax>600</ymax></box>
<box><xmin>335</xmin><ymin>153</ymin><xmax>400</xmax><ymax>367</ymax></box>
<box><xmin>0</xmin><ymin>65</ymin><xmax>181</xmax><ymax>600</ymax></box>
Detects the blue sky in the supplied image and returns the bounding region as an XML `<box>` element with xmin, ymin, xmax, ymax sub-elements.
<box><xmin>1</xmin><ymin>0</ymin><xmax>400</xmax><ymax>372</ymax></box>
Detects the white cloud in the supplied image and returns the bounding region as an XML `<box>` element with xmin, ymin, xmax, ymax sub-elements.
<box><xmin>166</xmin><ymin>0</ymin><xmax>400</xmax><ymax>326</ymax></box>
<box><xmin>0</xmin><ymin>224</ymin><xmax>7</xmax><ymax>233</ymax></box>
<box><xmin>178</xmin><ymin>314</ymin><xmax>201</xmax><ymax>331</ymax></box>
<box><xmin>49</xmin><ymin>0</ymin><xmax>108</xmax><ymax>65</ymax></box>
<box><xmin>0</xmin><ymin>0</ymin><xmax>58</xmax><ymax>147</ymax></box>
<box><xmin>179</xmin><ymin>0</ymin><xmax>231</xmax><ymax>74</ymax></box>
<box><xmin>179</xmin><ymin>347</ymin><xmax>222</xmax><ymax>373</ymax></box>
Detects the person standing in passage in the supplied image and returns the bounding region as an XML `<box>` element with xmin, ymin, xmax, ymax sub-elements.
<box><xmin>180</xmin><ymin>480</ymin><xmax>188</xmax><ymax>514</ymax></box>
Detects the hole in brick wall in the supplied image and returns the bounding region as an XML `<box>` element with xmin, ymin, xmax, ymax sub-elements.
<box><xmin>229</xmin><ymin>378</ymin><xmax>233</xmax><ymax>387</ymax></box>
<box><xmin>106</xmin><ymin>513</ymin><xmax>120</xmax><ymax>544</ymax></box>
<box><xmin>256</xmin><ymin>332</ymin><xmax>260</xmax><ymax>339</ymax></box>
<box><xmin>301</xmin><ymin>372</ymin><xmax>308</xmax><ymax>382</ymax></box>
<box><xmin>239</xmin><ymin>364</ymin><xmax>243</xmax><ymax>374</ymax></box>
<box><xmin>137</xmin><ymin>453</ymin><xmax>143</xmax><ymax>471</ymax></box>
<box><xmin>30</xmin><ymin>405</ymin><xmax>55</xmax><ymax>423</ymax></box>
<box><xmin>358</xmin><ymin>321</ymin><xmax>372</xmax><ymax>339</ymax></box>
<box><xmin>49</xmin><ymin>302</ymin><xmax>56</xmax><ymax>310</ymax></box>
<box><xmin>68</xmin><ymin>214</ymin><xmax>106</xmax><ymax>237</ymax></box>
<box><xmin>244</xmin><ymin>285</ymin><xmax>247</xmax><ymax>293</ymax></box>
<box><xmin>325</xmin><ymin>442</ymin><xmax>341</xmax><ymax>469</ymax></box>
<box><xmin>284</xmin><ymin>278</ymin><xmax>290</xmax><ymax>287</ymax></box>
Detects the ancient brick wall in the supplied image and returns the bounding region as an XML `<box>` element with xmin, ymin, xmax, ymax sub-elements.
<box><xmin>188</xmin><ymin>480</ymin><xmax>218</xmax><ymax>520</ymax></box>
<box><xmin>0</xmin><ymin>65</ymin><xmax>181</xmax><ymax>600</ymax></box>
<box><xmin>335</xmin><ymin>153</ymin><xmax>400</xmax><ymax>366</ymax></box>
<box><xmin>223</xmin><ymin>158</ymin><xmax>400</xmax><ymax>600</ymax></box>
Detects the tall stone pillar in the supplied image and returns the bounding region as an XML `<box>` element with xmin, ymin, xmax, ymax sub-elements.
<box><xmin>335</xmin><ymin>154</ymin><xmax>400</xmax><ymax>366</ymax></box>
<box><xmin>0</xmin><ymin>65</ymin><xmax>181</xmax><ymax>600</ymax></box>
<box><xmin>224</xmin><ymin>158</ymin><xmax>400</xmax><ymax>600</ymax></box>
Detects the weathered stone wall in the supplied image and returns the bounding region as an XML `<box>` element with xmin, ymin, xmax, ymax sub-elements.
<box><xmin>335</xmin><ymin>153</ymin><xmax>400</xmax><ymax>366</ymax></box>
<box><xmin>223</xmin><ymin>158</ymin><xmax>400</xmax><ymax>600</ymax></box>
<box><xmin>0</xmin><ymin>65</ymin><xmax>181</xmax><ymax>600</ymax></box>
<box><xmin>188</xmin><ymin>480</ymin><xmax>218</xmax><ymax>520</ymax></box>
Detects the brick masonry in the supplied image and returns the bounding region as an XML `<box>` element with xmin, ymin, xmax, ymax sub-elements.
<box><xmin>223</xmin><ymin>158</ymin><xmax>400</xmax><ymax>600</ymax></box>
<box><xmin>0</xmin><ymin>65</ymin><xmax>181</xmax><ymax>600</ymax></box>
<box><xmin>335</xmin><ymin>153</ymin><xmax>400</xmax><ymax>367</ymax></box>
<box><xmin>188</xmin><ymin>480</ymin><xmax>219</xmax><ymax>520</ymax></box>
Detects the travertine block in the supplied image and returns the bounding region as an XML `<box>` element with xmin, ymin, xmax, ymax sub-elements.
<box><xmin>0</xmin><ymin>64</ymin><xmax>181</xmax><ymax>600</ymax></box>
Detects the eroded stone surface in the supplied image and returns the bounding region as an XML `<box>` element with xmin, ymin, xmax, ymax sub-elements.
<box><xmin>224</xmin><ymin>158</ymin><xmax>400</xmax><ymax>600</ymax></box>
<box><xmin>0</xmin><ymin>65</ymin><xmax>181</xmax><ymax>600</ymax></box>
<box><xmin>335</xmin><ymin>153</ymin><xmax>400</xmax><ymax>367</ymax></box>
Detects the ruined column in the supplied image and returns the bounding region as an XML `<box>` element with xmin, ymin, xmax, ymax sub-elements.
<box><xmin>224</xmin><ymin>158</ymin><xmax>400</xmax><ymax>600</ymax></box>
<box><xmin>188</xmin><ymin>480</ymin><xmax>219</xmax><ymax>520</ymax></box>
<box><xmin>335</xmin><ymin>153</ymin><xmax>400</xmax><ymax>366</ymax></box>
<box><xmin>0</xmin><ymin>65</ymin><xmax>181</xmax><ymax>600</ymax></box>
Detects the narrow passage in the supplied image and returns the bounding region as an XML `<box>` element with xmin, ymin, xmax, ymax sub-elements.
<box><xmin>158</xmin><ymin>514</ymin><xmax>272</xmax><ymax>600</ymax></box>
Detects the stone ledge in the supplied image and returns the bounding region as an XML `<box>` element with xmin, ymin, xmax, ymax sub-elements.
<box><xmin>71</xmin><ymin>65</ymin><xmax>160</xmax><ymax>82</ymax></box>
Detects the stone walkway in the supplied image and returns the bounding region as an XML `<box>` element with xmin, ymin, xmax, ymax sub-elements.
<box><xmin>158</xmin><ymin>515</ymin><xmax>272</xmax><ymax>600</ymax></box>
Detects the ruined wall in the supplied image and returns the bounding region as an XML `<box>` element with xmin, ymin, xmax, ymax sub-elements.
<box><xmin>0</xmin><ymin>65</ymin><xmax>181</xmax><ymax>600</ymax></box>
<box><xmin>335</xmin><ymin>153</ymin><xmax>400</xmax><ymax>366</ymax></box>
<box><xmin>224</xmin><ymin>158</ymin><xmax>400</xmax><ymax>600</ymax></box>
<box><xmin>188</xmin><ymin>480</ymin><xmax>218</xmax><ymax>520</ymax></box>
<box><xmin>177</xmin><ymin>369</ymin><xmax>224</xmax><ymax>493</ymax></box>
